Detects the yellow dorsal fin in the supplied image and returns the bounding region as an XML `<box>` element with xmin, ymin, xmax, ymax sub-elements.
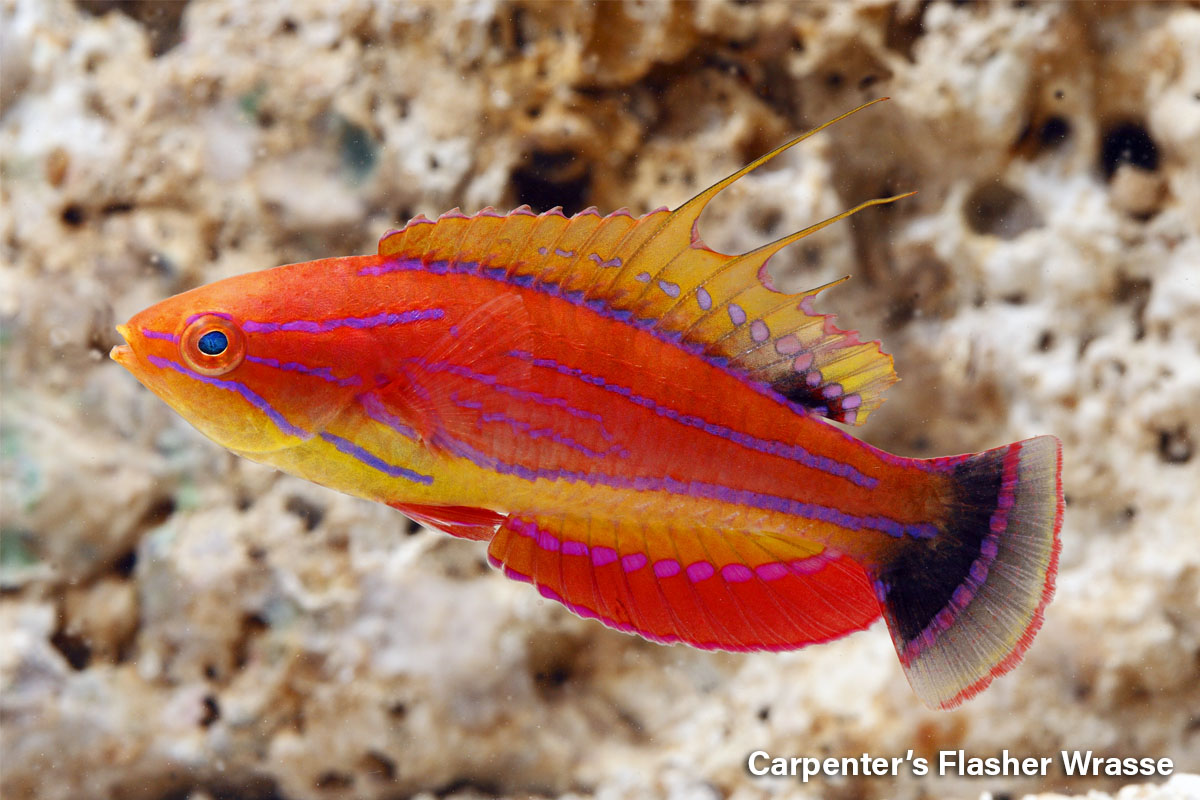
<box><xmin>377</xmin><ymin>99</ymin><xmax>906</xmax><ymax>424</ymax></box>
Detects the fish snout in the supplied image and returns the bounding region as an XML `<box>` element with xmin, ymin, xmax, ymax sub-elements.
<box><xmin>111</xmin><ymin>324</ymin><xmax>134</xmax><ymax>366</ymax></box>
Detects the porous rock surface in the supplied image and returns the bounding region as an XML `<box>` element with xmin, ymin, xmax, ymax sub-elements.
<box><xmin>1</xmin><ymin>1</ymin><xmax>1198</xmax><ymax>799</ymax></box>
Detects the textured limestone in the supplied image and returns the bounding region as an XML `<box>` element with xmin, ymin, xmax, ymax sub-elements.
<box><xmin>2</xmin><ymin>1</ymin><xmax>1198</xmax><ymax>799</ymax></box>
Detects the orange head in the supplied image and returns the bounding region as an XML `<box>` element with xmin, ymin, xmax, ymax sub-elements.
<box><xmin>112</xmin><ymin>256</ymin><xmax>384</xmax><ymax>455</ymax></box>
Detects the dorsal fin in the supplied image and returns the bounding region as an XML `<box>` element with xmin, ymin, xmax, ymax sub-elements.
<box><xmin>377</xmin><ymin>98</ymin><xmax>907</xmax><ymax>424</ymax></box>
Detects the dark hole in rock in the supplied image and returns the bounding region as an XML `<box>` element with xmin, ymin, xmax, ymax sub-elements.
<box><xmin>388</xmin><ymin>701</ymin><xmax>408</xmax><ymax>719</ymax></box>
<box><xmin>361</xmin><ymin>751</ymin><xmax>397</xmax><ymax>782</ymax></box>
<box><xmin>314</xmin><ymin>771</ymin><xmax>354</xmax><ymax>790</ymax></box>
<box><xmin>112</xmin><ymin>549</ymin><xmax>138</xmax><ymax>578</ymax></box>
<box><xmin>50</xmin><ymin>629</ymin><xmax>92</xmax><ymax>670</ymax></box>
<box><xmin>513</xmin><ymin>150</ymin><xmax>591</xmax><ymax>216</ymax></box>
<box><xmin>1113</xmin><ymin>273</ymin><xmax>1152</xmax><ymax>340</ymax></box>
<box><xmin>61</xmin><ymin>204</ymin><xmax>86</xmax><ymax>227</ymax></box>
<box><xmin>285</xmin><ymin>495</ymin><xmax>325</xmax><ymax>532</ymax></box>
<box><xmin>280</xmin><ymin>17</ymin><xmax>298</xmax><ymax>34</ymax></box>
<box><xmin>757</xmin><ymin>705</ymin><xmax>771</xmax><ymax>721</ymax></box>
<box><xmin>200</xmin><ymin>695</ymin><xmax>220</xmax><ymax>727</ymax></box>
<box><xmin>1038</xmin><ymin>116</ymin><xmax>1071</xmax><ymax>149</ymax></box>
<box><xmin>1036</xmin><ymin>330</ymin><xmax>1054</xmax><ymax>351</ymax></box>
<box><xmin>1100</xmin><ymin>121</ymin><xmax>1159</xmax><ymax>180</ymax></box>
<box><xmin>884</xmin><ymin>0</ymin><xmax>930</xmax><ymax>62</ymax></box>
<box><xmin>233</xmin><ymin>613</ymin><xmax>269</xmax><ymax>670</ymax></box>
<box><xmin>1158</xmin><ymin>426</ymin><xmax>1193</xmax><ymax>464</ymax></box>
<box><xmin>142</xmin><ymin>495</ymin><xmax>177</xmax><ymax>528</ymax></box>
<box><xmin>963</xmin><ymin>181</ymin><xmax>1042</xmax><ymax>239</ymax></box>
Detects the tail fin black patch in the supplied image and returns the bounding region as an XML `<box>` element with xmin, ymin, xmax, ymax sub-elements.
<box><xmin>871</xmin><ymin>436</ymin><xmax>1063</xmax><ymax>709</ymax></box>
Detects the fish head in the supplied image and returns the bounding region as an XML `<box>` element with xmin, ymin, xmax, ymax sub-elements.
<box><xmin>112</xmin><ymin>257</ymin><xmax>377</xmax><ymax>455</ymax></box>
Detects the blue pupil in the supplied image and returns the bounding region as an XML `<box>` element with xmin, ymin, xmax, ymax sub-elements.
<box><xmin>197</xmin><ymin>330</ymin><xmax>229</xmax><ymax>356</ymax></box>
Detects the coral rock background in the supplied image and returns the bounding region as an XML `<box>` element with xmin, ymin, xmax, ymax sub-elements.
<box><xmin>2</xmin><ymin>1</ymin><xmax>1198</xmax><ymax>799</ymax></box>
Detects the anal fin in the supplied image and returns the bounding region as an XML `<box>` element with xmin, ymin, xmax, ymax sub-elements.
<box><xmin>486</xmin><ymin>515</ymin><xmax>881</xmax><ymax>650</ymax></box>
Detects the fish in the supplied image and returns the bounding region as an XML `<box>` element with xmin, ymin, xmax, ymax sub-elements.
<box><xmin>112</xmin><ymin>100</ymin><xmax>1063</xmax><ymax>709</ymax></box>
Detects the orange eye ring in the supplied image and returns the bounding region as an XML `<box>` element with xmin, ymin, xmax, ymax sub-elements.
<box><xmin>180</xmin><ymin>314</ymin><xmax>246</xmax><ymax>376</ymax></box>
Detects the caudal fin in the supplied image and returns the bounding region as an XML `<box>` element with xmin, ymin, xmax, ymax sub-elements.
<box><xmin>871</xmin><ymin>436</ymin><xmax>1063</xmax><ymax>709</ymax></box>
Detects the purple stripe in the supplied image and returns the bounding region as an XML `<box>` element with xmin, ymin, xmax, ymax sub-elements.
<box><xmin>562</xmin><ymin>541</ymin><xmax>589</xmax><ymax>557</ymax></box>
<box><xmin>142</xmin><ymin>329</ymin><xmax>178</xmax><ymax>342</ymax></box>
<box><xmin>243</xmin><ymin>308</ymin><xmax>444</xmax><ymax>334</ymax></box>
<box><xmin>246</xmin><ymin>355</ymin><xmax>361</xmax><ymax>387</ymax></box>
<box><xmin>475</xmin><ymin>410</ymin><xmax>628</xmax><ymax>459</ymax></box>
<box><xmin>437</xmin><ymin>435</ymin><xmax>929</xmax><ymax>538</ymax></box>
<box><xmin>409</xmin><ymin>359</ymin><xmax>617</xmax><ymax>442</ymax></box>
<box><xmin>358</xmin><ymin>393</ymin><xmax>420</xmax><ymax>440</ymax></box>
<box><xmin>146</xmin><ymin>355</ymin><xmax>308</xmax><ymax>439</ymax></box>
<box><xmin>686</xmin><ymin>561</ymin><xmax>714</xmax><ymax>582</ymax></box>
<box><xmin>507</xmin><ymin>350</ymin><xmax>879</xmax><ymax>490</ymax></box>
<box><xmin>319</xmin><ymin>432</ymin><xmax>434</xmax><ymax>485</ymax></box>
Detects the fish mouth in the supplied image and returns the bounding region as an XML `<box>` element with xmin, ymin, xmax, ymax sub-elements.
<box><xmin>111</xmin><ymin>324</ymin><xmax>133</xmax><ymax>366</ymax></box>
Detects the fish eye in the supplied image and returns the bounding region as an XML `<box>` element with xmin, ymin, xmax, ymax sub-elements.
<box><xmin>197</xmin><ymin>330</ymin><xmax>228</xmax><ymax>355</ymax></box>
<box><xmin>180</xmin><ymin>315</ymin><xmax>245</xmax><ymax>376</ymax></box>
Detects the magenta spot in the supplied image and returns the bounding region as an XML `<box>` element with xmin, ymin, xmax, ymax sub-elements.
<box><xmin>635</xmin><ymin>271</ymin><xmax>652</xmax><ymax>283</ymax></box>
<box><xmin>822</xmin><ymin>383</ymin><xmax>843</xmax><ymax>399</ymax></box>
<box><xmin>755</xmin><ymin>562</ymin><xmax>789</xmax><ymax>581</ymax></box>
<box><xmin>536</xmin><ymin>530</ymin><xmax>560</xmax><ymax>551</ymax></box>
<box><xmin>969</xmin><ymin>560</ymin><xmax>989</xmax><ymax>584</ymax></box>
<box><xmin>686</xmin><ymin>561</ymin><xmax>715</xmax><ymax>582</ymax></box>
<box><xmin>792</xmin><ymin>353</ymin><xmax>813</xmax><ymax>372</ymax></box>
<box><xmin>790</xmin><ymin>555</ymin><xmax>826</xmax><ymax>574</ymax></box>
<box><xmin>806</xmin><ymin>370</ymin><xmax>822</xmax><ymax>387</ymax></box>
<box><xmin>504</xmin><ymin>566</ymin><xmax>532</xmax><ymax>584</ymax></box>
<box><xmin>775</xmin><ymin>335</ymin><xmax>802</xmax><ymax>355</ymax></box>
<box><xmin>539</xmin><ymin>585</ymin><xmax>563</xmax><ymax>602</ymax></box>
<box><xmin>981</xmin><ymin>538</ymin><xmax>999</xmax><ymax>559</ymax></box>
<box><xmin>621</xmin><ymin>553</ymin><xmax>648</xmax><ymax>572</ymax></box>
<box><xmin>653</xmin><ymin>559</ymin><xmax>681</xmax><ymax>577</ymax></box>
<box><xmin>696</xmin><ymin>287</ymin><xmax>712</xmax><ymax>310</ymax></box>
<box><xmin>750</xmin><ymin>320</ymin><xmax>769</xmax><ymax>343</ymax></box>
<box><xmin>841</xmin><ymin>393</ymin><xmax>862</xmax><ymax>410</ymax></box>
<box><xmin>537</xmin><ymin>247</ymin><xmax>548</xmax><ymax>255</ymax></box>
<box><xmin>721</xmin><ymin>563</ymin><xmax>754</xmax><ymax>583</ymax></box>
<box><xmin>487</xmin><ymin>554</ymin><xmax>502</xmax><ymax>568</ymax></box>
<box><xmin>950</xmin><ymin>585</ymin><xmax>972</xmax><ymax>609</ymax></box>
<box><xmin>657</xmin><ymin>280</ymin><xmax>681</xmax><ymax>298</ymax></box>
<box><xmin>591</xmin><ymin>546</ymin><xmax>618</xmax><ymax>566</ymax></box>
<box><xmin>554</xmin><ymin>248</ymin><xmax>575</xmax><ymax>258</ymax></box>
<box><xmin>728</xmin><ymin>304</ymin><xmax>747</xmax><ymax>325</ymax></box>
<box><xmin>841</xmin><ymin>410</ymin><xmax>858</xmax><ymax>425</ymax></box>
<box><xmin>562</xmin><ymin>540</ymin><xmax>589</xmax><ymax>557</ymax></box>
<box><xmin>568</xmin><ymin>602</ymin><xmax>600</xmax><ymax>620</ymax></box>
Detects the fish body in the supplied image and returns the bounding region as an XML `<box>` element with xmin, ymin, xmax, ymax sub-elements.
<box><xmin>114</xmin><ymin>102</ymin><xmax>1063</xmax><ymax>709</ymax></box>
